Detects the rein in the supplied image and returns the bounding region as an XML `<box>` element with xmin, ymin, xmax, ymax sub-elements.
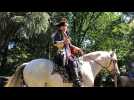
<box><xmin>82</xmin><ymin>56</ymin><xmax>113</xmax><ymax>71</ymax></box>
<box><xmin>81</xmin><ymin>55</ymin><xmax>118</xmax><ymax>87</ymax></box>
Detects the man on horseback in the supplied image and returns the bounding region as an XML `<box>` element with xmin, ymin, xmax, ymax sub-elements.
<box><xmin>51</xmin><ymin>17</ymin><xmax>83</xmax><ymax>87</ymax></box>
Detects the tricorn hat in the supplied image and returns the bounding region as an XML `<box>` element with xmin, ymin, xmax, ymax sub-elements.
<box><xmin>55</xmin><ymin>17</ymin><xmax>68</xmax><ymax>27</ymax></box>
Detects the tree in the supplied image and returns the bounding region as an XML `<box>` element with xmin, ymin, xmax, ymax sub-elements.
<box><xmin>0</xmin><ymin>12</ymin><xmax>50</xmax><ymax>75</ymax></box>
<box><xmin>0</xmin><ymin>12</ymin><xmax>20</xmax><ymax>68</ymax></box>
<box><xmin>0</xmin><ymin>12</ymin><xmax>134</xmax><ymax>87</ymax></box>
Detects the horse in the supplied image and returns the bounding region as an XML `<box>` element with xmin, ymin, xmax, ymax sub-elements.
<box><xmin>5</xmin><ymin>51</ymin><xmax>120</xmax><ymax>87</ymax></box>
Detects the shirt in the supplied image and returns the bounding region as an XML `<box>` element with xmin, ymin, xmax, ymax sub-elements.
<box><xmin>51</xmin><ymin>31</ymin><xmax>72</xmax><ymax>58</ymax></box>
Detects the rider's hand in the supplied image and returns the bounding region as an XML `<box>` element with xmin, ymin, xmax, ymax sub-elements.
<box><xmin>75</xmin><ymin>48</ymin><xmax>84</xmax><ymax>56</ymax></box>
<box><xmin>64</xmin><ymin>38</ymin><xmax>71</xmax><ymax>45</ymax></box>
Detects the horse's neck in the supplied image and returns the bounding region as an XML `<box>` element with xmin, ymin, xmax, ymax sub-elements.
<box><xmin>79</xmin><ymin>59</ymin><xmax>102</xmax><ymax>84</ymax></box>
<box><xmin>89</xmin><ymin>60</ymin><xmax>102</xmax><ymax>79</ymax></box>
<box><xmin>82</xmin><ymin>52</ymin><xmax>101</xmax><ymax>60</ymax></box>
<box><xmin>91</xmin><ymin>62</ymin><xmax>102</xmax><ymax>78</ymax></box>
<box><xmin>79</xmin><ymin>54</ymin><xmax>107</xmax><ymax>82</ymax></box>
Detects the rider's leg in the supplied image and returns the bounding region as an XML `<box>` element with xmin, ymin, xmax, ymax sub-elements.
<box><xmin>68</xmin><ymin>59</ymin><xmax>81</xmax><ymax>87</ymax></box>
<box><xmin>54</xmin><ymin>53</ymin><xmax>64</xmax><ymax>67</ymax></box>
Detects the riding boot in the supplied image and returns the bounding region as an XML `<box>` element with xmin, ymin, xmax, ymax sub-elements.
<box><xmin>67</xmin><ymin>58</ymin><xmax>82</xmax><ymax>87</ymax></box>
<box><xmin>72</xmin><ymin>67</ymin><xmax>82</xmax><ymax>87</ymax></box>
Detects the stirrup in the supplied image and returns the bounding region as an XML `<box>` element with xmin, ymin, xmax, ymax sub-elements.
<box><xmin>73</xmin><ymin>80</ymin><xmax>82</xmax><ymax>87</ymax></box>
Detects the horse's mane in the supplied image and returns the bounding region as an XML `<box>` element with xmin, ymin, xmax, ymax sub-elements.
<box><xmin>81</xmin><ymin>51</ymin><xmax>115</xmax><ymax>61</ymax></box>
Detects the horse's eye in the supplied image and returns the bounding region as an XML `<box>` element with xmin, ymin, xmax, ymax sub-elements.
<box><xmin>113</xmin><ymin>60</ymin><xmax>117</xmax><ymax>63</ymax></box>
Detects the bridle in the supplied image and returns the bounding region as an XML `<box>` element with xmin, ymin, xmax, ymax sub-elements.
<box><xmin>81</xmin><ymin>54</ymin><xmax>118</xmax><ymax>87</ymax></box>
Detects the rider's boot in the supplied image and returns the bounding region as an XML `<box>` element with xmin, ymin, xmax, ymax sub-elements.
<box><xmin>72</xmin><ymin>66</ymin><xmax>82</xmax><ymax>87</ymax></box>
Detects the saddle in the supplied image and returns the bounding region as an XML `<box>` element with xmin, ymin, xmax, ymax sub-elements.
<box><xmin>52</xmin><ymin>54</ymin><xmax>82</xmax><ymax>83</ymax></box>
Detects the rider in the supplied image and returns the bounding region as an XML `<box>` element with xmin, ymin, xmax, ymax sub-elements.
<box><xmin>51</xmin><ymin>17</ymin><xmax>83</xmax><ymax>87</ymax></box>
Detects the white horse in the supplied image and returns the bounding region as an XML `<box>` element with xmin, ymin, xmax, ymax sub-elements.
<box><xmin>5</xmin><ymin>51</ymin><xmax>120</xmax><ymax>87</ymax></box>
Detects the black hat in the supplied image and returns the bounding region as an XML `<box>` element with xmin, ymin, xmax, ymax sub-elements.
<box><xmin>55</xmin><ymin>17</ymin><xmax>68</xmax><ymax>27</ymax></box>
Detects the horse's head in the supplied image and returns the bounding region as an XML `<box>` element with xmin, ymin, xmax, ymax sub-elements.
<box><xmin>80</xmin><ymin>51</ymin><xmax>120</xmax><ymax>81</ymax></box>
<box><xmin>107</xmin><ymin>51</ymin><xmax>120</xmax><ymax>76</ymax></box>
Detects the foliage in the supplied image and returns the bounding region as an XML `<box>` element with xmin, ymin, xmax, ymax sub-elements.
<box><xmin>0</xmin><ymin>12</ymin><xmax>134</xmax><ymax>86</ymax></box>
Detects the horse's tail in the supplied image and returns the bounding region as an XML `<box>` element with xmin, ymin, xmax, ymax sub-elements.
<box><xmin>5</xmin><ymin>63</ymin><xmax>27</xmax><ymax>87</ymax></box>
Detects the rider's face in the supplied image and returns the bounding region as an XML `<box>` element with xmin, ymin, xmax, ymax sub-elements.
<box><xmin>59</xmin><ymin>25</ymin><xmax>68</xmax><ymax>33</ymax></box>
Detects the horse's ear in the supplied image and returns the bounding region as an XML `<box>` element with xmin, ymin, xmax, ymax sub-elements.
<box><xmin>110</xmin><ymin>52</ymin><xmax>113</xmax><ymax>57</ymax></box>
<box><xmin>110</xmin><ymin>51</ymin><xmax>114</xmax><ymax>57</ymax></box>
<box><xmin>110</xmin><ymin>49</ymin><xmax>116</xmax><ymax>57</ymax></box>
<box><xmin>110</xmin><ymin>52</ymin><xmax>114</xmax><ymax>57</ymax></box>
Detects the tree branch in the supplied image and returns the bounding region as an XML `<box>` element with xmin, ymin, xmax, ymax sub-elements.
<box><xmin>79</xmin><ymin>12</ymin><xmax>103</xmax><ymax>46</ymax></box>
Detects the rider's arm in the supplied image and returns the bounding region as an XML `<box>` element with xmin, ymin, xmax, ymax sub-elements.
<box><xmin>70</xmin><ymin>44</ymin><xmax>80</xmax><ymax>50</ymax></box>
<box><xmin>69</xmin><ymin>43</ymin><xmax>84</xmax><ymax>55</ymax></box>
<box><xmin>51</xmin><ymin>32</ymin><xmax>57</xmax><ymax>44</ymax></box>
<box><xmin>51</xmin><ymin>32</ymin><xmax>64</xmax><ymax>49</ymax></box>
